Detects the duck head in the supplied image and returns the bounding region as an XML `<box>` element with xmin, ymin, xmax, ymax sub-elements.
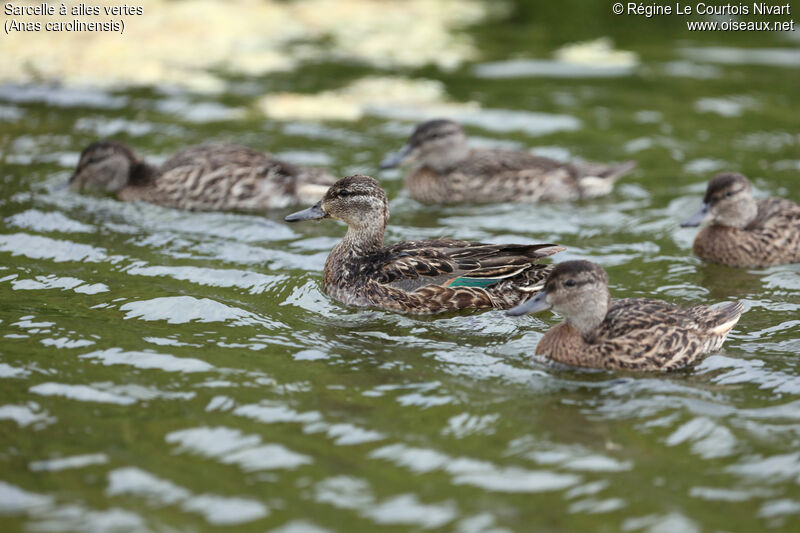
<box><xmin>68</xmin><ymin>141</ymin><xmax>140</xmax><ymax>193</ymax></box>
<box><xmin>681</xmin><ymin>173</ymin><xmax>758</xmax><ymax>229</ymax></box>
<box><xmin>507</xmin><ymin>260</ymin><xmax>611</xmax><ymax>339</ymax></box>
<box><xmin>285</xmin><ymin>174</ymin><xmax>389</xmax><ymax>232</ymax></box>
<box><xmin>380</xmin><ymin>119</ymin><xmax>469</xmax><ymax>173</ymax></box>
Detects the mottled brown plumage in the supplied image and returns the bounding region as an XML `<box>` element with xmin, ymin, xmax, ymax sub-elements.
<box><xmin>380</xmin><ymin>119</ymin><xmax>635</xmax><ymax>204</ymax></box>
<box><xmin>681</xmin><ymin>173</ymin><xmax>800</xmax><ymax>268</ymax></box>
<box><xmin>285</xmin><ymin>175</ymin><xmax>565</xmax><ymax>314</ymax></box>
<box><xmin>69</xmin><ymin>141</ymin><xmax>336</xmax><ymax>211</ymax></box>
<box><xmin>507</xmin><ymin>260</ymin><xmax>744</xmax><ymax>371</ymax></box>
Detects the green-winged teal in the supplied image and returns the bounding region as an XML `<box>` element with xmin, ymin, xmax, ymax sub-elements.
<box><xmin>507</xmin><ymin>260</ymin><xmax>744</xmax><ymax>371</ymax></box>
<box><xmin>285</xmin><ymin>174</ymin><xmax>565</xmax><ymax>314</ymax></box>
<box><xmin>379</xmin><ymin>119</ymin><xmax>635</xmax><ymax>204</ymax></box>
<box><xmin>69</xmin><ymin>141</ymin><xmax>336</xmax><ymax>211</ymax></box>
<box><xmin>681</xmin><ymin>172</ymin><xmax>800</xmax><ymax>268</ymax></box>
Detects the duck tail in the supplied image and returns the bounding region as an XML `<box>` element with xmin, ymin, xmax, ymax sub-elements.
<box><xmin>708</xmin><ymin>301</ymin><xmax>746</xmax><ymax>336</ymax></box>
<box><xmin>577</xmin><ymin>160</ymin><xmax>637</xmax><ymax>198</ymax></box>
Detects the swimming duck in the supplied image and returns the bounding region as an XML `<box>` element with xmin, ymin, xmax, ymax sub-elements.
<box><xmin>284</xmin><ymin>175</ymin><xmax>565</xmax><ymax>314</ymax></box>
<box><xmin>379</xmin><ymin>119</ymin><xmax>636</xmax><ymax>204</ymax></box>
<box><xmin>681</xmin><ymin>173</ymin><xmax>800</xmax><ymax>268</ymax></box>
<box><xmin>69</xmin><ymin>141</ymin><xmax>336</xmax><ymax>211</ymax></box>
<box><xmin>507</xmin><ymin>260</ymin><xmax>744</xmax><ymax>371</ymax></box>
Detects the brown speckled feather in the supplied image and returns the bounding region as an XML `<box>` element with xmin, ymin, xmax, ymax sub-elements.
<box><xmin>536</xmin><ymin>298</ymin><xmax>745</xmax><ymax>371</ymax></box>
<box><xmin>286</xmin><ymin>175</ymin><xmax>564</xmax><ymax>314</ymax></box>
<box><xmin>408</xmin><ymin>151</ymin><xmax>634</xmax><ymax>204</ymax></box>
<box><xmin>324</xmin><ymin>239</ymin><xmax>562</xmax><ymax>314</ymax></box>
<box><xmin>693</xmin><ymin>197</ymin><xmax>800</xmax><ymax>268</ymax></box>
<box><xmin>99</xmin><ymin>143</ymin><xmax>335</xmax><ymax>211</ymax></box>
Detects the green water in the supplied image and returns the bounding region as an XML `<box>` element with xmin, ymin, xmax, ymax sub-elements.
<box><xmin>2</xmin><ymin>3</ymin><xmax>800</xmax><ymax>532</ymax></box>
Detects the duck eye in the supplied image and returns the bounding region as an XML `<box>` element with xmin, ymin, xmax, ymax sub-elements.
<box><xmin>725</xmin><ymin>191</ymin><xmax>734</xmax><ymax>197</ymax></box>
<box><xmin>564</xmin><ymin>279</ymin><xmax>577</xmax><ymax>288</ymax></box>
<box><xmin>338</xmin><ymin>189</ymin><xmax>350</xmax><ymax>197</ymax></box>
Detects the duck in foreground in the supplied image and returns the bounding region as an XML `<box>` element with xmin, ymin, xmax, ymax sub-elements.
<box><xmin>380</xmin><ymin>119</ymin><xmax>636</xmax><ymax>204</ymax></box>
<box><xmin>507</xmin><ymin>260</ymin><xmax>745</xmax><ymax>371</ymax></box>
<box><xmin>69</xmin><ymin>141</ymin><xmax>336</xmax><ymax>211</ymax></box>
<box><xmin>681</xmin><ymin>172</ymin><xmax>800</xmax><ymax>268</ymax></box>
<box><xmin>285</xmin><ymin>175</ymin><xmax>565</xmax><ymax>314</ymax></box>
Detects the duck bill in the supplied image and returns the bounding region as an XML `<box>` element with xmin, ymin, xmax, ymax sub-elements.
<box><xmin>379</xmin><ymin>143</ymin><xmax>412</xmax><ymax>169</ymax></box>
<box><xmin>506</xmin><ymin>289</ymin><xmax>551</xmax><ymax>317</ymax></box>
<box><xmin>680</xmin><ymin>203</ymin><xmax>710</xmax><ymax>227</ymax></box>
<box><xmin>285</xmin><ymin>201</ymin><xmax>328</xmax><ymax>222</ymax></box>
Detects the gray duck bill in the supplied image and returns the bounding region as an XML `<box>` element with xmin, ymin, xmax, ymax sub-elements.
<box><xmin>506</xmin><ymin>289</ymin><xmax>551</xmax><ymax>316</ymax></box>
<box><xmin>680</xmin><ymin>203</ymin><xmax>710</xmax><ymax>227</ymax></box>
<box><xmin>379</xmin><ymin>143</ymin><xmax>411</xmax><ymax>169</ymax></box>
<box><xmin>285</xmin><ymin>201</ymin><xmax>328</xmax><ymax>222</ymax></box>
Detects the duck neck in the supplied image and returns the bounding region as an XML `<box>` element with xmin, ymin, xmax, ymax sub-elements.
<box><xmin>425</xmin><ymin>143</ymin><xmax>470</xmax><ymax>173</ymax></box>
<box><xmin>721</xmin><ymin>196</ymin><xmax>758</xmax><ymax>228</ymax></box>
<box><xmin>327</xmin><ymin>217</ymin><xmax>386</xmax><ymax>277</ymax></box>
<box><xmin>565</xmin><ymin>293</ymin><xmax>610</xmax><ymax>343</ymax></box>
<box><xmin>129</xmin><ymin>160</ymin><xmax>157</xmax><ymax>186</ymax></box>
<box><xmin>339</xmin><ymin>220</ymin><xmax>385</xmax><ymax>256</ymax></box>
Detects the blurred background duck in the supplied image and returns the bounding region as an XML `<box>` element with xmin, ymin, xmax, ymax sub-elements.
<box><xmin>507</xmin><ymin>260</ymin><xmax>745</xmax><ymax>371</ymax></box>
<box><xmin>681</xmin><ymin>172</ymin><xmax>800</xmax><ymax>268</ymax></box>
<box><xmin>380</xmin><ymin>119</ymin><xmax>635</xmax><ymax>204</ymax></box>
<box><xmin>285</xmin><ymin>174</ymin><xmax>564</xmax><ymax>314</ymax></box>
<box><xmin>68</xmin><ymin>141</ymin><xmax>336</xmax><ymax>211</ymax></box>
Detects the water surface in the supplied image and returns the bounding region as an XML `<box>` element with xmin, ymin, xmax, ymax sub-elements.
<box><xmin>1</xmin><ymin>2</ymin><xmax>799</xmax><ymax>531</ymax></box>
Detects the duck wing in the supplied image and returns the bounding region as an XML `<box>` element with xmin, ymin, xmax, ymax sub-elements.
<box><xmin>161</xmin><ymin>144</ymin><xmax>278</xmax><ymax>173</ymax></box>
<box><xmin>372</xmin><ymin>239</ymin><xmax>563</xmax><ymax>292</ymax></box>
<box><xmin>590</xmin><ymin>298</ymin><xmax>744</xmax><ymax>370</ymax></box>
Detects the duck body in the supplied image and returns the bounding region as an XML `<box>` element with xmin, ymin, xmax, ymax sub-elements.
<box><xmin>381</xmin><ymin>119</ymin><xmax>635</xmax><ymax>205</ymax></box>
<box><xmin>692</xmin><ymin>197</ymin><xmax>800</xmax><ymax>268</ymax></box>
<box><xmin>682</xmin><ymin>173</ymin><xmax>800</xmax><ymax>268</ymax></box>
<box><xmin>323</xmin><ymin>238</ymin><xmax>562</xmax><ymax>314</ymax></box>
<box><xmin>285</xmin><ymin>175</ymin><xmax>564</xmax><ymax>314</ymax></box>
<box><xmin>507</xmin><ymin>260</ymin><xmax>744</xmax><ymax>372</ymax></box>
<box><xmin>70</xmin><ymin>141</ymin><xmax>336</xmax><ymax>211</ymax></box>
<box><xmin>534</xmin><ymin>297</ymin><xmax>744</xmax><ymax>371</ymax></box>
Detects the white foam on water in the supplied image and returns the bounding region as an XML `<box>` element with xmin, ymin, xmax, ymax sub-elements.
<box><xmin>233</xmin><ymin>402</ymin><xmax>323</xmax><ymax>425</ymax></box>
<box><xmin>665</xmin><ymin>417</ymin><xmax>738</xmax><ymax>459</ymax></box>
<box><xmin>689</xmin><ymin>486</ymin><xmax>772</xmax><ymax>502</ymax></box>
<box><xmin>0</xmin><ymin>363</ymin><xmax>30</xmax><ymax>378</ymax></box>
<box><xmin>442</xmin><ymin>413</ymin><xmax>499</xmax><ymax>439</ymax></box>
<box><xmin>28</xmin><ymin>505</ymin><xmax>147</xmax><ymax>533</ymax></box>
<box><xmin>682</xmin><ymin>46</ymin><xmax>800</xmax><ymax>67</ymax></box>
<box><xmin>106</xmin><ymin>466</ymin><xmax>268</xmax><ymax>525</ymax></box>
<box><xmin>324</xmin><ymin>423</ymin><xmax>386</xmax><ymax>446</ymax></box>
<box><xmin>370</xmin><ymin>443</ymin><xmax>581</xmax><ymax>493</ymax></box>
<box><xmin>79</xmin><ymin>348</ymin><xmax>214</xmax><ymax>373</ymax></box>
<box><xmin>268</xmin><ymin>520</ymin><xmax>333</xmax><ymax>533</ymax></box>
<box><xmin>41</xmin><ymin>337</ymin><xmax>96</xmax><ymax>349</ymax></box>
<box><xmin>474</xmin><ymin>59</ymin><xmax>634</xmax><ymax>78</ymax></box>
<box><xmin>0</xmin><ymin>233</ymin><xmax>116</xmax><ymax>264</ymax></box>
<box><xmin>125</xmin><ymin>263</ymin><xmax>286</xmax><ymax>294</ymax></box>
<box><xmin>726</xmin><ymin>452</ymin><xmax>800</xmax><ymax>483</ymax></box>
<box><xmin>30</xmin><ymin>454</ymin><xmax>108</xmax><ymax>472</ymax></box>
<box><xmin>362</xmin><ymin>494</ymin><xmax>457</xmax><ymax>529</ymax></box>
<box><xmin>622</xmin><ymin>512</ymin><xmax>701</xmax><ymax>533</ymax></box>
<box><xmin>181</xmin><ymin>494</ymin><xmax>269</xmax><ymax>525</ymax></box>
<box><xmin>0</xmin><ymin>481</ymin><xmax>53</xmax><ymax>513</ymax></box>
<box><xmin>166</xmin><ymin>426</ymin><xmax>312</xmax><ymax>471</ymax></box>
<box><xmin>0</xmin><ymin>403</ymin><xmax>56</xmax><ymax>428</ymax></box>
<box><xmin>568</xmin><ymin>498</ymin><xmax>627</xmax><ymax>514</ymax></box>
<box><xmin>29</xmin><ymin>382</ymin><xmax>136</xmax><ymax>405</ymax></box>
<box><xmin>107</xmin><ymin>467</ymin><xmax>191</xmax><ymax>505</ymax></box>
<box><xmin>6</xmin><ymin>209</ymin><xmax>95</xmax><ymax>233</ymax></box>
<box><xmin>11</xmin><ymin>275</ymin><xmax>108</xmax><ymax>294</ymax></box>
<box><xmin>119</xmin><ymin>296</ymin><xmax>262</xmax><ymax>326</ymax></box>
